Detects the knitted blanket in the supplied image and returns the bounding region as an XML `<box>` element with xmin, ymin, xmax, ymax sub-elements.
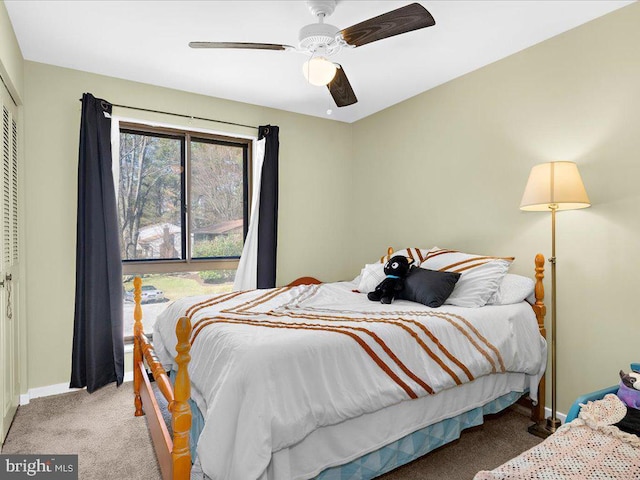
<box><xmin>474</xmin><ymin>394</ymin><xmax>640</xmax><ymax>480</ymax></box>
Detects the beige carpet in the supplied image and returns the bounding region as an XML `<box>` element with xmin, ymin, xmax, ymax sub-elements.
<box><xmin>1</xmin><ymin>383</ymin><xmax>160</xmax><ymax>479</ymax></box>
<box><xmin>1</xmin><ymin>382</ymin><xmax>542</xmax><ymax>479</ymax></box>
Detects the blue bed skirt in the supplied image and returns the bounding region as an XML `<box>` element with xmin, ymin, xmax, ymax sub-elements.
<box><xmin>187</xmin><ymin>390</ymin><xmax>524</xmax><ymax>479</ymax></box>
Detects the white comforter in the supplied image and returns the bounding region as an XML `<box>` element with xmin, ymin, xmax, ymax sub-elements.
<box><xmin>153</xmin><ymin>282</ymin><xmax>546</xmax><ymax>480</ymax></box>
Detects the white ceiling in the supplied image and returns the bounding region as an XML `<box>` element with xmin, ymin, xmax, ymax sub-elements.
<box><xmin>5</xmin><ymin>0</ymin><xmax>634</xmax><ymax>123</ymax></box>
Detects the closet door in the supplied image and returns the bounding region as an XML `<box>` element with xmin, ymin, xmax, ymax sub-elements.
<box><xmin>0</xmin><ymin>81</ymin><xmax>19</xmax><ymax>444</ymax></box>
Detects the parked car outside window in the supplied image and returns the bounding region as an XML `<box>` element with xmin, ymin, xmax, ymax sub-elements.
<box><xmin>124</xmin><ymin>285</ymin><xmax>167</xmax><ymax>304</ymax></box>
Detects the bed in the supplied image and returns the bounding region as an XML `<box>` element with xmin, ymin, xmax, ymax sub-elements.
<box><xmin>133</xmin><ymin>250</ymin><xmax>549</xmax><ymax>480</ymax></box>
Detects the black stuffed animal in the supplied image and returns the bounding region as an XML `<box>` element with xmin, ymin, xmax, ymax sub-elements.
<box><xmin>367</xmin><ymin>256</ymin><xmax>413</xmax><ymax>304</ymax></box>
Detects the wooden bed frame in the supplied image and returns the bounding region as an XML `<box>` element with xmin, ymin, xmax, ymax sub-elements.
<box><xmin>133</xmin><ymin>254</ymin><xmax>547</xmax><ymax>480</ymax></box>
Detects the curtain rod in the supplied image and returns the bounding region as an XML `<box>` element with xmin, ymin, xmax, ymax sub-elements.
<box><xmin>78</xmin><ymin>98</ymin><xmax>258</xmax><ymax>130</ymax></box>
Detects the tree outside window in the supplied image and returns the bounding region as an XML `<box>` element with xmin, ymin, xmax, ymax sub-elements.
<box><xmin>117</xmin><ymin>124</ymin><xmax>251</xmax><ymax>340</ymax></box>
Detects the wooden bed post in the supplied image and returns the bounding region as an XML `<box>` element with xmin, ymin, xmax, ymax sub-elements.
<box><xmin>530</xmin><ymin>254</ymin><xmax>547</xmax><ymax>423</ymax></box>
<box><xmin>132</xmin><ymin>277</ymin><xmax>193</xmax><ymax>480</ymax></box>
<box><xmin>133</xmin><ymin>277</ymin><xmax>144</xmax><ymax>417</ymax></box>
<box><xmin>172</xmin><ymin>317</ymin><xmax>192</xmax><ymax>480</ymax></box>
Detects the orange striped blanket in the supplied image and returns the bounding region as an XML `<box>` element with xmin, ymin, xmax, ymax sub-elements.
<box><xmin>153</xmin><ymin>281</ymin><xmax>546</xmax><ymax>480</ymax></box>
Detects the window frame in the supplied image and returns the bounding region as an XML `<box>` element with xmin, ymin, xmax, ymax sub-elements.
<box><xmin>118</xmin><ymin>122</ymin><xmax>253</xmax><ymax>276</ymax></box>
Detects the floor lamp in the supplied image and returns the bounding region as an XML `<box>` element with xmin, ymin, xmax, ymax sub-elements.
<box><xmin>520</xmin><ymin>161</ymin><xmax>590</xmax><ymax>438</ymax></box>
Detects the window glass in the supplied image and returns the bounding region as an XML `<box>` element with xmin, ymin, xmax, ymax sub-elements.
<box><xmin>190</xmin><ymin>139</ymin><xmax>245</xmax><ymax>260</ymax></box>
<box><xmin>118</xmin><ymin>131</ymin><xmax>183</xmax><ymax>260</ymax></box>
<box><xmin>123</xmin><ymin>272</ymin><xmax>234</xmax><ymax>339</ymax></box>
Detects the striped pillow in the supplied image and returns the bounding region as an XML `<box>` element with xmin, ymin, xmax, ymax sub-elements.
<box><xmin>380</xmin><ymin>247</ymin><xmax>431</xmax><ymax>266</ymax></box>
<box><xmin>420</xmin><ymin>248</ymin><xmax>514</xmax><ymax>307</ymax></box>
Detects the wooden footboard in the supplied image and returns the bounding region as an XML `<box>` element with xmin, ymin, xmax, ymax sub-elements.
<box><xmin>133</xmin><ymin>277</ymin><xmax>191</xmax><ymax>480</ymax></box>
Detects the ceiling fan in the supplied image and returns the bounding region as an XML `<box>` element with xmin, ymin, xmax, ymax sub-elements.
<box><xmin>189</xmin><ymin>1</ymin><xmax>436</xmax><ymax>108</ymax></box>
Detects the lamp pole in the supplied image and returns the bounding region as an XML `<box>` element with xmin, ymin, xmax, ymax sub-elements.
<box><xmin>547</xmin><ymin>204</ymin><xmax>561</xmax><ymax>432</ymax></box>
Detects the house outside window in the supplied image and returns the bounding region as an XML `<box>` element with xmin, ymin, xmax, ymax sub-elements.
<box><xmin>116</xmin><ymin>123</ymin><xmax>251</xmax><ymax>341</ymax></box>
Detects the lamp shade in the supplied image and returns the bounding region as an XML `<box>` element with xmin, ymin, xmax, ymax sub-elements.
<box><xmin>520</xmin><ymin>161</ymin><xmax>590</xmax><ymax>211</ymax></box>
<box><xmin>302</xmin><ymin>57</ymin><xmax>337</xmax><ymax>86</ymax></box>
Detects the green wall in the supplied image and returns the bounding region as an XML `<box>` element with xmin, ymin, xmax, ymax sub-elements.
<box><xmin>352</xmin><ymin>2</ymin><xmax>640</xmax><ymax>413</ymax></box>
<box><xmin>22</xmin><ymin>62</ymin><xmax>354</xmax><ymax>389</ymax></box>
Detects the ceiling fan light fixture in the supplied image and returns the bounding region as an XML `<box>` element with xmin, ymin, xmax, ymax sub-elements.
<box><xmin>302</xmin><ymin>57</ymin><xmax>337</xmax><ymax>86</ymax></box>
<box><xmin>191</xmin><ymin>1</ymin><xmax>436</xmax><ymax>107</ymax></box>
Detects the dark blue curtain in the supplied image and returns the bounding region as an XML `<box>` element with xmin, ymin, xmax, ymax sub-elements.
<box><xmin>256</xmin><ymin>125</ymin><xmax>279</xmax><ymax>289</ymax></box>
<box><xmin>70</xmin><ymin>93</ymin><xmax>124</xmax><ymax>392</ymax></box>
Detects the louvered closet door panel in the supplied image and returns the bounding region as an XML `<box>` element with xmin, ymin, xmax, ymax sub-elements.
<box><xmin>9</xmin><ymin>106</ymin><xmax>18</xmax><ymax>407</ymax></box>
<box><xmin>0</xmin><ymin>81</ymin><xmax>19</xmax><ymax>445</ymax></box>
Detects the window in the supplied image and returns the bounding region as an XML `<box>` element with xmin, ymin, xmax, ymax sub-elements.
<box><xmin>117</xmin><ymin>123</ymin><xmax>251</xmax><ymax>340</ymax></box>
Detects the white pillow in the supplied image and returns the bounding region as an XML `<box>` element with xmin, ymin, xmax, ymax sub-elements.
<box><xmin>487</xmin><ymin>274</ymin><xmax>535</xmax><ymax>305</ymax></box>
<box><xmin>420</xmin><ymin>248</ymin><xmax>513</xmax><ymax>308</ymax></box>
<box><xmin>356</xmin><ymin>263</ymin><xmax>386</xmax><ymax>293</ymax></box>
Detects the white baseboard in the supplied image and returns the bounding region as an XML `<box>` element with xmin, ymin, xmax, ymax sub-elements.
<box><xmin>545</xmin><ymin>406</ymin><xmax>567</xmax><ymax>423</ymax></box>
<box><xmin>19</xmin><ymin>371</ymin><xmax>134</xmax><ymax>405</ymax></box>
<box><xmin>20</xmin><ymin>383</ymin><xmax>83</xmax><ymax>405</ymax></box>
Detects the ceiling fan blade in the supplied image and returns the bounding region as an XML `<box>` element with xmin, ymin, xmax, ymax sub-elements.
<box><xmin>328</xmin><ymin>65</ymin><xmax>357</xmax><ymax>107</ymax></box>
<box><xmin>189</xmin><ymin>42</ymin><xmax>292</xmax><ymax>51</ymax></box>
<box><xmin>339</xmin><ymin>3</ymin><xmax>435</xmax><ymax>48</ymax></box>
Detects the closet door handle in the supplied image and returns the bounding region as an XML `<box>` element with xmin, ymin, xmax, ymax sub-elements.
<box><xmin>5</xmin><ymin>273</ymin><xmax>11</xmax><ymax>320</ymax></box>
<box><xmin>0</xmin><ymin>274</ymin><xmax>11</xmax><ymax>287</ymax></box>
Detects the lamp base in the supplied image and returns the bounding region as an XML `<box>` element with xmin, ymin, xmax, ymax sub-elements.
<box><xmin>528</xmin><ymin>417</ymin><xmax>562</xmax><ymax>439</ymax></box>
